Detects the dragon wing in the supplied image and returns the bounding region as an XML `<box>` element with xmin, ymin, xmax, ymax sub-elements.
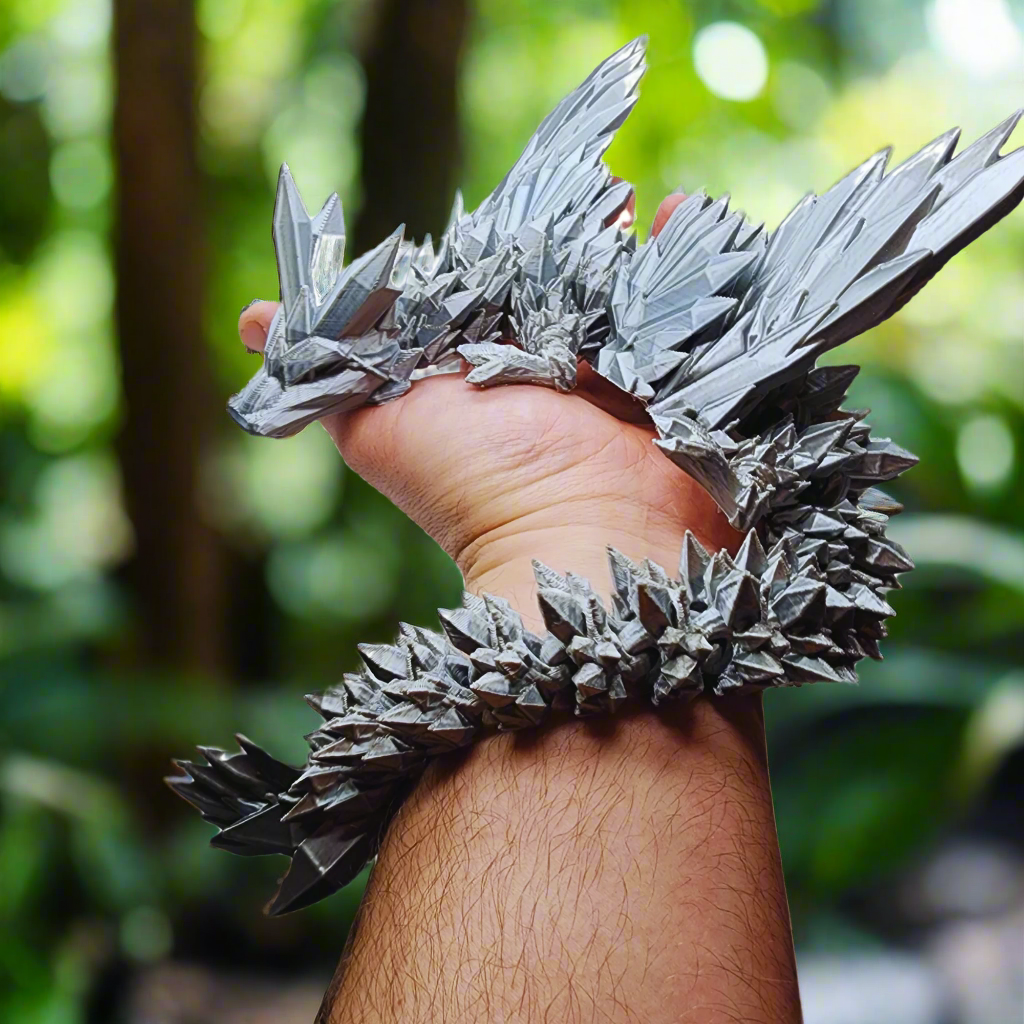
<box><xmin>593</xmin><ymin>190</ymin><xmax>765</xmax><ymax>399</ymax></box>
<box><xmin>441</xmin><ymin>35</ymin><xmax>646</xmax><ymax>265</ymax></box>
<box><xmin>617</xmin><ymin>112</ymin><xmax>1024</xmax><ymax>426</ymax></box>
<box><xmin>593</xmin><ymin>113</ymin><xmax>1024</xmax><ymax>527</ymax></box>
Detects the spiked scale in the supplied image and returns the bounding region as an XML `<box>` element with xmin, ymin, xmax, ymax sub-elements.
<box><xmin>171</xmin><ymin>36</ymin><xmax>1024</xmax><ymax>914</ymax></box>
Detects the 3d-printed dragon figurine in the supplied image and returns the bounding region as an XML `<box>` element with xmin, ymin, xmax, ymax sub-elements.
<box><xmin>169</xmin><ymin>38</ymin><xmax>1024</xmax><ymax>915</ymax></box>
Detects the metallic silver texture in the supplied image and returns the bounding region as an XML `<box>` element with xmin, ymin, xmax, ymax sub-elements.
<box><xmin>170</xmin><ymin>37</ymin><xmax>1024</xmax><ymax>914</ymax></box>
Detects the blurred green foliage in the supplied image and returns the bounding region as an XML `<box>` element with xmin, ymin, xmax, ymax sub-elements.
<box><xmin>0</xmin><ymin>0</ymin><xmax>1021</xmax><ymax>1020</ymax></box>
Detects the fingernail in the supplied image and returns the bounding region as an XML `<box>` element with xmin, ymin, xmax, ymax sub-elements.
<box><xmin>240</xmin><ymin>321</ymin><xmax>267</xmax><ymax>351</ymax></box>
<box><xmin>240</xmin><ymin>298</ymin><xmax>266</xmax><ymax>315</ymax></box>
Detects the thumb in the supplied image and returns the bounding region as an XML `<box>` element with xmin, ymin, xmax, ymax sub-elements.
<box><xmin>238</xmin><ymin>299</ymin><xmax>280</xmax><ymax>353</ymax></box>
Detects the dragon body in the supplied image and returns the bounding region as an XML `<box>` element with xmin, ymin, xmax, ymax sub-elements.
<box><xmin>169</xmin><ymin>38</ymin><xmax>1024</xmax><ymax>915</ymax></box>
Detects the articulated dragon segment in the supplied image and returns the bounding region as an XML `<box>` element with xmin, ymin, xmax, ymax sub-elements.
<box><xmin>172</xmin><ymin>512</ymin><xmax>911</xmax><ymax>914</ymax></box>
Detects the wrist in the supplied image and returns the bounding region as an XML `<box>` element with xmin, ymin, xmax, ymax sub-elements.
<box><xmin>459</xmin><ymin>514</ymin><xmax>736</xmax><ymax>630</ymax></box>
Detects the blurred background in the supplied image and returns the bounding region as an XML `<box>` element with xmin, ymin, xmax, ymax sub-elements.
<box><xmin>0</xmin><ymin>0</ymin><xmax>1021</xmax><ymax>1021</ymax></box>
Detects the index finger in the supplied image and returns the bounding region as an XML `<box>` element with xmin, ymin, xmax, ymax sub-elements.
<box><xmin>650</xmin><ymin>191</ymin><xmax>687</xmax><ymax>238</ymax></box>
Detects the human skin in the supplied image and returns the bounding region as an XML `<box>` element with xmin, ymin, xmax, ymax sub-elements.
<box><xmin>239</xmin><ymin>195</ymin><xmax>803</xmax><ymax>1023</ymax></box>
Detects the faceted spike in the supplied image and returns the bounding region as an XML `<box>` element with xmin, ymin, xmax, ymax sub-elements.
<box><xmin>209</xmin><ymin>818</ymin><xmax>283</xmax><ymax>857</ymax></box>
<box><xmin>802</xmin><ymin>364</ymin><xmax>860</xmax><ymax>415</ymax></box>
<box><xmin>376</xmin><ymin>702</ymin><xmax>436</xmax><ymax>739</ymax></box>
<box><xmin>637</xmin><ymin>582</ymin><xmax>674</xmax><ymax>635</ymax></box>
<box><xmin>597</xmin><ymin>672</ymin><xmax>624</xmax><ymax>711</ymax></box>
<box><xmin>310</xmin><ymin>192</ymin><xmax>346</xmax><ymax>302</ymax></box>
<box><xmin>470</xmin><ymin>671</ymin><xmax>518</xmax><ymax>708</ymax></box>
<box><xmin>606</xmin><ymin>547</ymin><xmax>639</xmax><ymax>607</ymax></box>
<box><xmin>937</xmin><ymin>110</ymin><xmax>1021</xmax><ymax>195</ymax></box>
<box><xmin>342</xmin><ymin>673</ymin><xmax>380</xmax><ymax>707</ymax></box>
<box><xmin>858</xmin><ymin>487</ymin><xmax>903</xmax><ymax>515</ymax></box>
<box><xmin>314</xmin><ymin>227</ymin><xmax>404</xmax><ymax>339</ymax></box>
<box><xmin>314</xmin><ymin>735</ymin><xmax>371</xmax><ymax>764</ymax></box>
<box><xmin>733</xmin><ymin>531</ymin><xmax>768</xmax><ymax>577</ymax></box>
<box><xmin>782</xmin><ymin>654</ymin><xmax>845</xmax><ymax>685</ymax></box>
<box><xmin>771</xmin><ymin>577</ymin><xmax>827</xmax><ymax>631</ymax></box>
<box><xmin>164</xmin><ymin>769</ymin><xmax>234</xmax><ymax>825</ymax></box>
<box><xmin>359</xmin><ymin>735</ymin><xmax>421</xmax><ymax>773</ymax></box>
<box><xmin>761</xmin><ymin>555</ymin><xmax>792</xmax><ymax>598</ymax></box>
<box><xmin>312</xmin><ymin>191</ymin><xmax>346</xmax><ymax>242</ymax></box>
<box><xmin>858</xmin><ymin>537</ymin><xmax>915</xmax><ymax>573</ymax></box>
<box><xmin>514</xmin><ymin>684</ymin><xmax>549</xmax><ymax>726</ymax></box>
<box><xmin>234</xmin><ymin>735</ymin><xmax>301</xmax><ymax>791</ymax></box>
<box><xmin>728</xmin><ymin>647</ymin><xmax>786</xmax><ymax>686</ymax></box>
<box><xmin>194</xmin><ymin>747</ymin><xmax>265</xmax><ymax>794</ymax></box>
<box><xmin>574</xmin><ymin>662</ymin><xmax>608</xmax><ymax>698</ymax></box>
<box><xmin>848</xmin><ymin>583</ymin><xmax>897</xmax><ymax>619</ymax></box>
<box><xmin>533</xmin><ymin>559</ymin><xmax>569</xmax><ymax>592</ymax></box>
<box><xmin>653</xmin><ymin>654</ymin><xmax>702</xmax><ymax>704</ymax></box>
<box><xmin>427</xmin><ymin>708</ymin><xmax>477</xmax><ymax>747</ymax></box>
<box><xmin>358</xmin><ymin>643</ymin><xmax>408</xmax><ymax>681</ymax></box>
<box><xmin>537</xmin><ymin>588</ymin><xmax>586</xmax><ymax>642</ymax></box>
<box><xmin>679</xmin><ymin>531</ymin><xmax>711</xmax><ymax>604</ymax></box>
<box><xmin>266</xmin><ymin>827</ymin><xmax>373</xmax><ymax>916</ymax></box>
<box><xmin>615</xmin><ymin>619</ymin><xmax>653</xmax><ymax>656</ymax></box>
<box><xmin>272</xmin><ymin>164</ymin><xmax>313</xmax><ymax>310</ymax></box>
<box><xmin>850</xmin><ymin>438</ymin><xmax>919</xmax><ymax>482</ymax></box>
<box><xmin>305</xmin><ymin>687</ymin><xmax>349</xmax><ymax>720</ymax></box>
<box><xmin>282</xmin><ymin>285</ymin><xmax>315</xmax><ymax>342</ymax></box>
<box><xmin>438</xmin><ymin>606</ymin><xmax>490</xmax><ymax>652</ymax></box>
<box><xmin>713</xmin><ymin>570</ymin><xmax>761</xmax><ymax>632</ymax></box>
<box><xmin>283</xmin><ymin>780</ymin><xmax>391</xmax><ymax>822</ymax></box>
<box><xmin>797</xmin><ymin>509</ymin><xmax>848</xmax><ymax>539</ymax></box>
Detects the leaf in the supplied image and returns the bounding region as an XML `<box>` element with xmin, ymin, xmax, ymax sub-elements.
<box><xmin>771</xmin><ymin>705</ymin><xmax>969</xmax><ymax>907</ymax></box>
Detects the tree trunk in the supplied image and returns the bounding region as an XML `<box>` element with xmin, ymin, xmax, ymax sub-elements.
<box><xmin>112</xmin><ymin>0</ymin><xmax>224</xmax><ymax>675</ymax></box>
<box><xmin>353</xmin><ymin>0</ymin><xmax>470</xmax><ymax>256</ymax></box>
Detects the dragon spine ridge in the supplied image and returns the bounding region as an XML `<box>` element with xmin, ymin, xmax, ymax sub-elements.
<box><xmin>169</xmin><ymin>37</ymin><xmax>1024</xmax><ymax>915</ymax></box>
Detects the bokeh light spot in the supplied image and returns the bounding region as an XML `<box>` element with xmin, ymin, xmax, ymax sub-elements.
<box><xmin>42</xmin><ymin>58</ymin><xmax>111</xmax><ymax>139</ymax></box>
<box><xmin>910</xmin><ymin>335</ymin><xmax>989</xmax><ymax>406</ymax></box>
<box><xmin>34</xmin><ymin>229</ymin><xmax>113</xmax><ymax>330</ymax></box>
<box><xmin>52</xmin><ymin>0</ymin><xmax>111</xmax><ymax>52</ymax></box>
<box><xmin>202</xmin><ymin>428</ymin><xmax>343</xmax><ymax>541</ymax></box>
<box><xmin>0</xmin><ymin>36</ymin><xmax>50</xmax><ymax>102</ymax></box>
<box><xmin>0</xmin><ymin>288</ymin><xmax>54</xmax><ymax>398</ymax></box>
<box><xmin>197</xmin><ymin>0</ymin><xmax>247</xmax><ymax>41</ymax></box>
<box><xmin>120</xmin><ymin>906</ymin><xmax>173</xmax><ymax>963</ymax></box>
<box><xmin>266</xmin><ymin>534</ymin><xmax>397</xmax><ymax>621</ymax></box>
<box><xmin>772</xmin><ymin>61</ymin><xmax>831</xmax><ymax>129</ymax></box>
<box><xmin>693</xmin><ymin>22</ymin><xmax>768</xmax><ymax>103</ymax></box>
<box><xmin>49</xmin><ymin>138</ymin><xmax>111</xmax><ymax>210</ymax></box>
<box><xmin>0</xmin><ymin>453</ymin><xmax>133</xmax><ymax>591</ymax></box>
<box><xmin>754</xmin><ymin>0</ymin><xmax>821</xmax><ymax>14</ymax></box>
<box><xmin>926</xmin><ymin>0</ymin><xmax>1024</xmax><ymax>79</ymax></box>
<box><xmin>956</xmin><ymin>414</ymin><xmax>1015</xmax><ymax>492</ymax></box>
<box><xmin>260</xmin><ymin>56</ymin><xmax>363</xmax><ymax>202</ymax></box>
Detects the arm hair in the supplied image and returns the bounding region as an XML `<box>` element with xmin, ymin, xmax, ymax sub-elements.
<box><xmin>320</xmin><ymin>699</ymin><xmax>801</xmax><ymax>1024</ymax></box>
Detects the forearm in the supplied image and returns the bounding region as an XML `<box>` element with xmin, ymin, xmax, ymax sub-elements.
<box><xmin>323</xmin><ymin>552</ymin><xmax>801</xmax><ymax>1024</ymax></box>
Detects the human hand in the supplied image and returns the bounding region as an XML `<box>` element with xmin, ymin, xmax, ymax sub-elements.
<box><xmin>239</xmin><ymin>193</ymin><xmax>739</xmax><ymax>627</ymax></box>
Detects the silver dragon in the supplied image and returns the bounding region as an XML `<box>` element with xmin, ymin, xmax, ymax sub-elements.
<box><xmin>170</xmin><ymin>38</ymin><xmax>1024</xmax><ymax>915</ymax></box>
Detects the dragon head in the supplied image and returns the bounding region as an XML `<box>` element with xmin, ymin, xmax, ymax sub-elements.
<box><xmin>228</xmin><ymin>165</ymin><xmax>414</xmax><ymax>437</ymax></box>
